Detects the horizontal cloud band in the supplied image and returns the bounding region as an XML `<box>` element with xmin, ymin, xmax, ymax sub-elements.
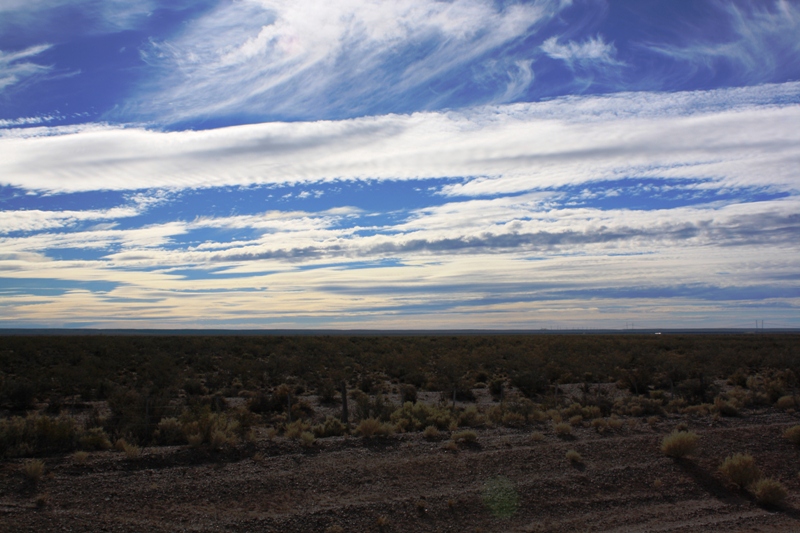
<box><xmin>1</xmin><ymin>82</ymin><xmax>799</xmax><ymax>194</ymax></box>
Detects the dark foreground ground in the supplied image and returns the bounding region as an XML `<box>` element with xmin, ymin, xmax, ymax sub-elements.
<box><xmin>2</xmin><ymin>409</ymin><xmax>799</xmax><ymax>533</ymax></box>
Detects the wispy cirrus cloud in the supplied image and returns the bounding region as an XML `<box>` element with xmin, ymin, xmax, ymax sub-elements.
<box><xmin>2</xmin><ymin>83</ymin><xmax>798</xmax><ymax>195</ymax></box>
<box><xmin>0</xmin><ymin>44</ymin><xmax>53</xmax><ymax>93</ymax></box>
<box><xmin>123</xmin><ymin>0</ymin><xmax>560</xmax><ymax>123</ymax></box>
<box><xmin>644</xmin><ymin>0</ymin><xmax>800</xmax><ymax>86</ymax></box>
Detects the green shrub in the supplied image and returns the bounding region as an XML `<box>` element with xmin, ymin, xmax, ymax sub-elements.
<box><xmin>751</xmin><ymin>478</ymin><xmax>787</xmax><ymax>505</ymax></box>
<box><xmin>718</xmin><ymin>453</ymin><xmax>761</xmax><ymax>488</ymax></box>
<box><xmin>661</xmin><ymin>431</ymin><xmax>698</xmax><ymax>458</ymax></box>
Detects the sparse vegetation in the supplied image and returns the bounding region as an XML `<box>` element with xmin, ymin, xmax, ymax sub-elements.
<box><xmin>73</xmin><ymin>451</ymin><xmax>89</xmax><ymax>464</ymax></box>
<box><xmin>784</xmin><ymin>425</ymin><xmax>800</xmax><ymax>445</ymax></box>
<box><xmin>554</xmin><ymin>422</ymin><xmax>573</xmax><ymax>438</ymax></box>
<box><xmin>23</xmin><ymin>459</ymin><xmax>45</xmax><ymax>481</ymax></box>
<box><xmin>452</xmin><ymin>430</ymin><xmax>477</xmax><ymax>443</ymax></box>
<box><xmin>751</xmin><ymin>477</ymin><xmax>788</xmax><ymax>505</ymax></box>
<box><xmin>661</xmin><ymin>431</ymin><xmax>698</xmax><ymax>458</ymax></box>
<box><xmin>0</xmin><ymin>333</ymin><xmax>798</xmax><ymax>531</ymax></box>
<box><xmin>566</xmin><ymin>449</ymin><xmax>583</xmax><ymax>464</ymax></box>
<box><xmin>718</xmin><ymin>453</ymin><xmax>761</xmax><ymax>488</ymax></box>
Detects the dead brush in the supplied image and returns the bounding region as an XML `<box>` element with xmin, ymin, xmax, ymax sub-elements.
<box><xmin>783</xmin><ymin>425</ymin><xmax>800</xmax><ymax>445</ymax></box>
<box><xmin>452</xmin><ymin>430</ymin><xmax>477</xmax><ymax>444</ymax></box>
<box><xmin>718</xmin><ymin>453</ymin><xmax>761</xmax><ymax>489</ymax></box>
<box><xmin>751</xmin><ymin>477</ymin><xmax>788</xmax><ymax>506</ymax></box>
<box><xmin>23</xmin><ymin>459</ymin><xmax>45</xmax><ymax>482</ymax></box>
<box><xmin>553</xmin><ymin>422</ymin><xmax>573</xmax><ymax>439</ymax></box>
<box><xmin>565</xmin><ymin>449</ymin><xmax>583</xmax><ymax>465</ymax></box>
<box><xmin>423</xmin><ymin>425</ymin><xmax>441</xmax><ymax>441</ymax></box>
<box><xmin>661</xmin><ymin>431</ymin><xmax>698</xmax><ymax>458</ymax></box>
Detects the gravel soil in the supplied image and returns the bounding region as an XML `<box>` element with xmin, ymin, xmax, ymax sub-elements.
<box><xmin>3</xmin><ymin>407</ymin><xmax>800</xmax><ymax>533</ymax></box>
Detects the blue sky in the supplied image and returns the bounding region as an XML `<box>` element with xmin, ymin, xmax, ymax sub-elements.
<box><xmin>0</xmin><ymin>0</ymin><xmax>798</xmax><ymax>329</ymax></box>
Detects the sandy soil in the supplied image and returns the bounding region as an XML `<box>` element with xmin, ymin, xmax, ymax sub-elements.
<box><xmin>2</xmin><ymin>401</ymin><xmax>800</xmax><ymax>533</ymax></box>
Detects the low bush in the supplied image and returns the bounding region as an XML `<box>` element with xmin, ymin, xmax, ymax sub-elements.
<box><xmin>355</xmin><ymin>417</ymin><xmax>393</xmax><ymax>438</ymax></box>
<box><xmin>79</xmin><ymin>427</ymin><xmax>112</xmax><ymax>451</ymax></box>
<box><xmin>775</xmin><ymin>395</ymin><xmax>795</xmax><ymax>409</ymax></box>
<box><xmin>423</xmin><ymin>425</ymin><xmax>440</xmax><ymax>441</ymax></box>
<box><xmin>565</xmin><ymin>449</ymin><xmax>583</xmax><ymax>464</ymax></box>
<box><xmin>23</xmin><ymin>459</ymin><xmax>45</xmax><ymax>481</ymax></box>
<box><xmin>153</xmin><ymin>418</ymin><xmax>185</xmax><ymax>446</ymax></box>
<box><xmin>390</xmin><ymin>402</ymin><xmax>453</xmax><ymax>432</ymax></box>
<box><xmin>457</xmin><ymin>405</ymin><xmax>486</xmax><ymax>428</ymax></box>
<box><xmin>783</xmin><ymin>425</ymin><xmax>800</xmax><ymax>445</ymax></box>
<box><xmin>553</xmin><ymin>422</ymin><xmax>572</xmax><ymax>438</ymax></box>
<box><xmin>718</xmin><ymin>453</ymin><xmax>761</xmax><ymax>488</ymax></box>
<box><xmin>299</xmin><ymin>431</ymin><xmax>316</xmax><ymax>447</ymax></box>
<box><xmin>312</xmin><ymin>416</ymin><xmax>347</xmax><ymax>438</ymax></box>
<box><xmin>73</xmin><ymin>451</ymin><xmax>89</xmax><ymax>464</ymax></box>
<box><xmin>452</xmin><ymin>430</ymin><xmax>477</xmax><ymax>443</ymax></box>
<box><xmin>751</xmin><ymin>477</ymin><xmax>787</xmax><ymax>505</ymax></box>
<box><xmin>661</xmin><ymin>431</ymin><xmax>698</xmax><ymax>458</ymax></box>
<box><xmin>0</xmin><ymin>414</ymin><xmax>79</xmax><ymax>458</ymax></box>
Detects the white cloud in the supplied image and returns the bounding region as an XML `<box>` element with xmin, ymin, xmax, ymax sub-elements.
<box><xmin>0</xmin><ymin>206</ymin><xmax>139</xmax><ymax>234</ymax></box>
<box><xmin>0</xmin><ymin>44</ymin><xmax>52</xmax><ymax>93</ymax></box>
<box><xmin>541</xmin><ymin>35</ymin><xmax>621</xmax><ymax>68</ymax></box>
<box><xmin>1</xmin><ymin>83</ymin><xmax>798</xmax><ymax>195</ymax></box>
<box><xmin>0</xmin><ymin>0</ymin><xmax>161</xmax><ymax>34</ymax></box>
<box><xmin>126</xmin><ymin>0</ymin><xmax>557</xmax><ymax>122</ymax></box>
<box><xmin>645</xmin><ymin>0</ymin><xmax>800</xmax><ymax>85</ymax></box>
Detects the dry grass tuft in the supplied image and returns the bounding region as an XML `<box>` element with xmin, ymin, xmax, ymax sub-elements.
<box><xmin>452</xmin><ymin>430</ymin><xmax>477</xmax><ymax>444</ymax></box>
<box><xmin>355</xmin><ymin>418</ymin><xmax>393</xmax><ymax>438</ymax></box>
<box><xmin>565</xmin><ymin>449</ymin><xmax>583</xmax><ymax>464</ymax></box>
<box><xmin>661</xmin><ymin>431</ymin><xmax>698</xmax><ymax>458</ymax></box>
<box><xmin>299</xmin><ymin>431</ymin><xmax>316</xmax><ymax>448</ymax></box>
<box><xmin>122</xmin><ymin>442</ymin><xmax>141</xmax><ymax>459</ymax></box>
<box><xmin>442</xmin><ymin>440</ymin><xmax>458</xmax><ymax>452</ymax></box>
<box><xmin>530</xmin><ymin>431</ymin><xmax>545</xmax><ymax>442</ymax></box>
<box><xmin>23</xmin><ymin>459</ymin><xmax>45</xmax><ymax>481</ymax></box>
<box><xmin>553</xmin><ymin>422</ymin><xmax>573</xmax><ymax>438</ymax></box>
<box><xmin>784</xmin><ymin>425</ymin><xmax>800</xmax><ymax>445</ymax></box>
<box><xmin>73</xmin><ymin>451</ymin><xmax>89</xmax><ymax>465</ymax></box>
<box><xmin>718</xmin><ymin>453</ymin><xmax>761</xmax><ymax>488</ymax></box>
<box><xmin>423</xmin><ymin>425</ymin><xmax>440</xmax><ymax>441</ymax></box>
<box><xmin>376</xmin><ymin>514</ymin><xmax>389</xmax><ymax>529</ymax></box>
<box><xmin>751</xmin><ymin>477</ymin><xmax>787</xmax><ymax>505</ymax></box>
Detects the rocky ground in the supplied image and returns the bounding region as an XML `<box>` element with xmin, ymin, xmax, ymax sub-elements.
<box><xmin>2</xmin><ymin>404</ymin><xmax>800</xmax><ymax>533</ymax></box>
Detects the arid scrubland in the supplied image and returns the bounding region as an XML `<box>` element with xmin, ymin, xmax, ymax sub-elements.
<box><xmin>1</xmin><ymin>333</ymin><xmax>799</xmax><ymax>531</ymax></box>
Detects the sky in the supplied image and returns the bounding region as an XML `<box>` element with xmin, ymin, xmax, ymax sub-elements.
<box><xmin>0</xmin><ymin>0</ymin><xmax>799</xmax><ymax>330</ymax></box>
